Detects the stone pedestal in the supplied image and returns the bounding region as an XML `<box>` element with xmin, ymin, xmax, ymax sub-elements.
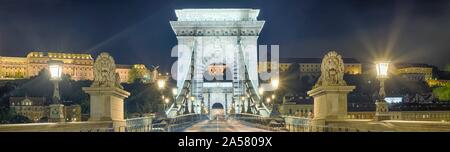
<box><xmin>374</xmin><ymin>100</ymin><xmax>390</xmax><ymax>121</ymax></box>
<box><xmin>82</xmin><ymin>87</ymin><xmax>130</xmax><ymax>123</ymax></box>
<box><xmin>307</xmin><ymin>86</ymin><xmax>355</xmax><ymax>121</ymax></box>
<box><xmin>49</xmin><ymin>104</ymin><xmax>65</xmax><ymax>122</ymax></box>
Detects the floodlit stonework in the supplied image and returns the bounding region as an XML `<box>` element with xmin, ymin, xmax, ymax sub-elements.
<box><xmin>9</xmin><ymin>96</ymin><xmax>81</xmax><ymax>122</ymax></box>
<box><xmin>168</xmin><ymin>8</ymin><xmax>267</xmax><ymax>118</ymax></box>
<box><xmin>0</xmin><ymin>52</ymin><xmax>151</xmax><ymax>83</ymax></box>
<box><xmin>83</xmin><ymin>52</ymin><xmax>130</xmax><ymax>130</ymax></box>
<box><xmin>307</xmin><ymin>51</ymin><xmax>355</xmax><ymax>125</ymax></box>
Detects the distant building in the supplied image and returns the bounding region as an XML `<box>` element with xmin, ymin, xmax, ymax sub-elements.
<box><xmin>259</xmin><ymin>58</ymin><xmax>362</xmax><ymax>80</ymax></box>
<box><xmin>0</xmin><ymin>52</ymin><xmax>151</xmax><ymax>83</ymax></box>
<box><xmin>394</xmin><ymin>63</ymin><xmax>434</xmax><ymax>81</ymax></box>
<box><xmin>9</xmin><ymin>97</ymin><xmax>48</xmax><ymax>122</ymax></box>
<box><xmin>279</xmin><ymin>95</ymin><xmax>314</xmax><ymax>117</ymax></box>
<box><xmin>9</xmin><ymin>96</ymin><xmax>81</xmax><ymax>122</ymax></box>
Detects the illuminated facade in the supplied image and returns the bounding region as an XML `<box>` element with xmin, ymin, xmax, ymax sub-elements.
<box><xmin>9</xmin><ymin>97</ymin><xmax>81</xmax><ymax>122</ymax></box>
<box><xmin>0</xmin><ymin>52</ymin><xmax>151</xmax><ymax>83</ymax></box>
<box><xmin>259</xmin><ymin>58</ymin><xmax>362</xmax><ymax>79</ymax></box>
<box><xmin>394</xmin><ymin>63</ymin><xmax>434</xmax><ymax>81</ymax></box>
<box><xmin>170</xmin><ymin>9</ymin><xmax>267</xmax><ymax>117</ymax></box>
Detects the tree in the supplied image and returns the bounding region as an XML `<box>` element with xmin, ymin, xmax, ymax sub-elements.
<box><xmin>433</xmin><ymin>82</ymin><xmax>450</xmax><ymax>101</ymax></box>
<box><xmin>123</xmin><ymin>79</ymin><xmax>166</xmax><ymax>115</ymax></box>
<box><xmin>128</xmin><ymin>68</ymin><xmax>140</xmax><ymax>83</ymax></box>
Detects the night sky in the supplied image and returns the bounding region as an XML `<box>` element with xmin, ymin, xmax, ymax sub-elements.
<box><xmin>0</xmin><ymin>0</ymin><xmax>449</xmax><ymax>71</ymax></box>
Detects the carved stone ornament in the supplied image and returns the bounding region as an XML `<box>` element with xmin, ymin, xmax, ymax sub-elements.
<box><xmin>314</xmin><ymin>51</ymin><xmax>347</xmax><ymax>88</ymax></box>
<box><xmin>92</xmin><ymin>52</ymin><xmax>123</xmax><ymax>89</ymax></box>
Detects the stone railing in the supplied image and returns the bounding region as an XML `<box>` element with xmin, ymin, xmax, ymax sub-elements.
<box><xmin>282</xmin><ymin>116</ymin><xmax>450</xmax><ymax>132</ymax></box>
<box><xmin>347</xmin><ymin>111</ymin><xmax>450</xmax><ymax>122</ymax></box>
<box><xmin>166</xmin><ymin>114</ymin><xmax>208</xmax><ymax>132</ymax></box>
<box><xmin>229</xmin><ymin>114</ymin><xmax>287</xmax><ymax>132</ymax></box>
<box><xmin>0</xmin><ymin>121</ymin><xmax>114</xmax><ymax>132</ymax></box>
<box><xmin>283</xmin><ymin>116</ymin><xmax>382</xmax><ymax>132</ymax></box>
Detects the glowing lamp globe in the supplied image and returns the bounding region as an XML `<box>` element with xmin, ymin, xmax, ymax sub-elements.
<box><xmin>172</xmin><ymin>88</ymin><xmax>178</xmax><ymax>96</ymax></box>
<box><xmin>259</xmin><ymin>87</ymin><xmax>264</xmax><ymax>96</ymax></box>
<box><xmin>271</xmin><ymin>79</ymin><xmax>279</xmax><ymax>89</ymax></box>
<box><xmin>48</xmin><ymin>60</ymin><xmax>63</xmax><ymax>80</ymax></box>
<box><xmin>164</xmin><ymin>98</ymin><xmax>170</xmax><ymax>104</ymax></box>
<box><xmin>157</xmin><ymin>79</ymin><xmax>166</xmax><ymax>89</ymax></box>
<box><xmin>376</xmin><ymin>62</ymin><xmax>390</xmax><ymax>79</ymax></box>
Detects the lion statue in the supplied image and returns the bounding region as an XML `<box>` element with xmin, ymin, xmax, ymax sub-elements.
<box><xmin>92</xmin><ymin>52</ymin><xmax>123</xmax><ymax>89</ymax></box>
<box><xmin>313</xmin><ymin>51</ymin><xmax>347</xmax><ymax>88</ymax></box>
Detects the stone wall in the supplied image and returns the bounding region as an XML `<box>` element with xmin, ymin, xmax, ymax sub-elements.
<box><xmin>0</xmin><ymin>121</ymin><xmax>114</xmax><ymax>132</ymax></box>
<box><xmin>348</xmin><ymin>111</ymin><xmax>450</xmax><ymax>121</ymax></box>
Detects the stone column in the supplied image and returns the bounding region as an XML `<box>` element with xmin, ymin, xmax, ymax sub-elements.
<box><xmin>308</xmin><ymin>86</ymin><xmax>355</xmax><ymax>120</ymax></box>
<box><xmin>49</xmin><ymin>104</ymin><xmax>65</xmax><ymax>122</ymax></box>
<box><xmin>83</xmin><ymin>87</ymin><xmax>130</xmax><ymax>130</ymax></box>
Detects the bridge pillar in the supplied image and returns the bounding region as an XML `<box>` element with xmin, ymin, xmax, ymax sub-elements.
<box><xmin>82</xmin><ymin>52</ymin><xmax>131</xmax><ymax>132</ymax></box>
<box><xmin>308</xmin><ymin>86</ymin><xmax>355</xmax><ymax>121</ymax></box>
<box><xmin>83</xmin><ymin>87</ymin><xmax>130</xmax><ymax>130</ymax></box>
<box><xmin>307</xmin><ymin>51</ymin><xmax>355</xmax><ymax>125</ymax></box>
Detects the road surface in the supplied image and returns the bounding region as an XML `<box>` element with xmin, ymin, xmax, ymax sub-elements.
<box><xmin>183</xmin><ymin>119</ymin><xmax>270</xmax><ymax>132</ymax></box>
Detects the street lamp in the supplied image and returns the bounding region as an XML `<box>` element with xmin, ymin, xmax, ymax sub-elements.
<box><xmin>48</xmin><ymin>60</ymin><xmax>64</xmax><ymax>122</ymax></box>
<box><xmin>172</xmin><ymin>88</ymin><xmax>178</xmax><ymax>96</ymax></box>
<box><xmin>271</xmin><ymin>94</ymin><xmax>276</xmax><ymax>100</ymax></box>
<box><xmin>259</xmin><ymin>87</ymin><xmax>264</xmax><ymax>96</ymax></box>
<box><xmin>48</xmin><ymin>60</ymin><xmax>63</xmax><ymax>103</ymax></box>
<box><xmin>157</xmin><ymin>79</ymin><xmax>166</xmax><ymax>90</ymax></box>
<box><xmin>172</xmin><ymin>87</ymin><xmax>178</xmax><ymax>108</ymax></box>
<box><xmin>164</xmin><ymin>98</ymin><xmax>170</xmax><ymax>112</ymax></box>
<box><xmin>271</xmin><ymin>79</ymin><xmax>279</xmax><ymax>90</ymax></box>
<box><xmin>266</xmin><ymin>98</ymin><xmax>271</xmax><ymax>106</ymax></box>
<box><xmin>375</xmin><ymin>61</ymin><xmax>390</xmax><ymax>121</ymax></box>
<box><xmin>157</xmin><ymin>79</ymin><xmax>166</xmax><ymax>116</ymax></box>
<box><xmin>376</xmin><ymin>61</ymin><xmax>389</xmax><ymax>100</ymax></box>
<box><xmin>190</xmin><ymin>96</ymin><xmax>195</xmax><ymax>113</ymax></box>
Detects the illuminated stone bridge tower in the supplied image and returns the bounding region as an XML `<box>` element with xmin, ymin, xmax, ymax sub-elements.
<box><xmin>169</xmin><ymin>9</ymin><xmax>266</xmax><ymax>119</ymax></box>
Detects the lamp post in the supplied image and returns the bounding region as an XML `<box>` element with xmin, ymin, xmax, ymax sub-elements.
<box><xmin>258</xmin><ymin>87</ymin><xmax>264</xmax><ymax>107</ymax></box>
<box><xmin>172</xmin><ymin>87</ymin><xmax>178</xmax><ymax>108</ymax></box>
<box><xmin>240</xmin><ymin>96</ymin><xmax>246</xmax><ymax>114</ymax></box>
<box><xmin>164</xmin><ymin>98</ymin><xmax>170</xmax><ymax>112</ymax></box>
<box><xmin>269</xmin><ymin>78</ymin><xmax>281</xmax><ymax>118</ymax></box>
<box><xmin>49</xmin><ymin>60</ymin><xmax>63</xmax><ymax>103</ymax></box>
<box><xmin>157</xmin><ymin>79</ymin><xmax>166</xmax><ymax>90</ymax></box>
<box><xmin>190</xmin><ymin>96</ymin><xmax>195</xmax><ymax>113</ymax></box>
<box><xmin>271</xmin><ymin>79</ymin><xmax>279</xmax><ymax>90</ymax></box>
<box><xmin>157</xmin><ymin>79</ymin><xmax>166</xmax><ymax>117</ymax></box>
<box><xmin>375</xmin><ymin>61</ymin><xmax>390</xmax><ymax>121</ymax></box>
<box><xmin>48</xmin><ymin>60</ymin><xmax>64</xmax><ymax>122</ymax></box>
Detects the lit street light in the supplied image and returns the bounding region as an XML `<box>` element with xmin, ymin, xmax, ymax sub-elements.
<box><xmin>157</xmin><ymin>79</ymin><xmax>166</xmax><ymax>90</ymax></box>
<box><xmin>164</xmin><ymin>98</ymin><xmax>170</xmax><ymax>111</ymax></box>
<box><xmin>48</xmin><ymin>60</ymin><xmax>63</xmax><ymax>103</ymax></box>
<box><xmin>271</xmin><ymin>79</ymin><xmax>279</xmax><ymax>89</ymax></box>
<box><xmin>156</xmin><ymin>79</ymin><xmax>167</xmax><ymax>116</ymax></box>
<box><xmin>48</xmin><ymin>60</ymin><xmax>65</xmax><ymax>122</ymax></box>
<box><xmin>375</xmin><ymin>61</ymin><xmax>390</xmax><ymax>121</ymax></box>
<box><xmin>172</xmin><ymin>88</ymin><xmax>178</xmax><ymax>96</ymax></box>
<box><xmin>172</xmin><ymin>87</ymin><xmax>178</xmax><ymax>108</ymax></box>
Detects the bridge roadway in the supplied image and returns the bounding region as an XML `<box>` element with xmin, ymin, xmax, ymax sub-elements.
<box><xmin>182</xmin><ymin>118</ymin><xmax>270</xmax><ymax>132</ymax></box>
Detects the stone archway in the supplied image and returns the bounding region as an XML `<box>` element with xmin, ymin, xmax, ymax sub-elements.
<box><xmin>211</xmin><ymin>103</ymin><xmax>225</xmax><ymax>120</ymax></box>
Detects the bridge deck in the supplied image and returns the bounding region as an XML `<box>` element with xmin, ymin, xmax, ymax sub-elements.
<box><xmin>182</xmin><ymin>119</ymin><xmax>271</xmax><ymax>132</ymax></box>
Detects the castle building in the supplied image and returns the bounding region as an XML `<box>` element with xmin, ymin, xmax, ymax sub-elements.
<box><xmin>393</xmin><ymin>63</ymin><xmax>434</xmax><ymax>81</ymax></box>
<box><xmin>258</xmin><ymin>58</ymin><xmax>362</xmax><ymax>79</ymax></box>
<box><xmin>0</xmin><ymin>52</ymin><xmax>151</xmax><ymax>83</ymax></box>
